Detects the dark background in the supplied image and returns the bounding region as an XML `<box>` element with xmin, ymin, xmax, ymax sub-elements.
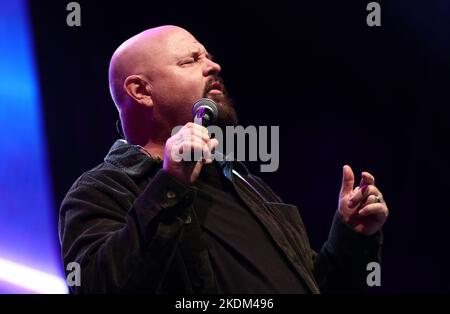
<box><xmin>29</xmin><ymin>0</ymin><xmax>450</xmax><ymax>292</ymax></box>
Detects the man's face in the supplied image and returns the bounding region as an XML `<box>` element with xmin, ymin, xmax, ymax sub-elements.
<box><xmin>148</xmin><ymin>30</ymin><xmax>237</xmax><ymax>128</ymax></box>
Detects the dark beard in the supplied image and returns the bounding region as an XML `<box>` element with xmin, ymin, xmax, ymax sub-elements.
<box><xmin>203</xmin><ymin>76</ymin><xmax>239</xmax><ymax>128</ymax></box>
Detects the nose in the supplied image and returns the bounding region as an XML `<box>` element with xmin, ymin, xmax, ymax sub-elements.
<box><xmin>203</xmin><ymin>58</ymin><xmax>221</xmax><ymax>77</ymax></box>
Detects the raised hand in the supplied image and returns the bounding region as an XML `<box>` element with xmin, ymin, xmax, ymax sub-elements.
<box><xmin>338</xmin><ymin>165</ymin><xmax>389</xmax><ymax>236</ymax></box>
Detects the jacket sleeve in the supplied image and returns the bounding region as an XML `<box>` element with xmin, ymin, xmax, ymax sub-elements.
<box><xmin>312</xmin><ymin>211</ymin><xmax>383</xmax><ymax>293</ymax></box>
<box><xmin>59</xmin><ymin>168</ymin><xmax>196</xmax><ymax>293</ymax></box>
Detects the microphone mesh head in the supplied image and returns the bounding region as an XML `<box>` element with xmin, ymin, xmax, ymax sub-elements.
<box><xmin>192</xmin><ymin>98</ymin><xmax>219</xmax><ymax>126</ymax></box>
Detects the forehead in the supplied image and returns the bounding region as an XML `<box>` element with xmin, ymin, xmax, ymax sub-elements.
<box><xmin>164</xmin><ymin>31</ymin><xmax>207</xmax><ymax>56</ymax></box>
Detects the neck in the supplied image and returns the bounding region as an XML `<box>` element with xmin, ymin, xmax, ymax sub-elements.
<box><xmin>124</xmin><ymin>111</ymin><xmax>172</xmax><ymax>161</ymax></box>
<box><xmin>141</xmin><ymin>122</ymin><xmax>173</xmax><ymax>160</ymax></box>
<box><xmin>141</xmin><ymin>138</ymin><xmax>165</xmax><ymax>161</ymax></box>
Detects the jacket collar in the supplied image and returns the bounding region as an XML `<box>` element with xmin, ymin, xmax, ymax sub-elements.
<box><xmin>104</xmin><ymin>139</ymin><xmax>162</xmax><ymax>178</ymax></box>
<box><xmin>104</xmin><ymin>139</ymin><xmax>250</xmax><ymax>180</ymax></box>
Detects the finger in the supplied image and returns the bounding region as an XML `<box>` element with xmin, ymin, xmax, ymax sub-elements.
<box><xmin>178</xmin><ymin>122</ymin><xmax>197</xmax><ymax>133</ymax></box>
<box><xmin>360</xmin><ymin>171</ymin><xmax>375</xmax><ymax>187</ymax></box>
<box><xmin>207</xmin><ymin>138</ymin><xmax>219</xmax><ymax>155</ymax></box>
<box><xmin>356</xmin><ymin>194</ymin><xmax>384</xmax><ymax>209</ymax></box>
<box><xmin>202</xmin><ymin>140</ymin><xmax>212</xmax><ymax>163</ymax></box>
<box><xmin>169</xmin><ymin>140</ymin><xmax>183</xmax><ymax>162</ymax></box>
<box><xmin>178</xmin><ymin>137</ymin><xmax>208</xmax><ymax>152</ymax></box>
<box><xmin>358</xmin><ymin>203</ymin><xmax>389</xmax><ymax>219</ymax></box>
<box><xmin>182</xmin><ymin>127</ymin><xmax>210</xmax><ymax>143</ymax></box>
<box><xmin>348</xmin><ymin>184</ymin><xmax>382</xmax><ymax>208</ymax></box>
<box><xmin>352</xmin><ymin>185</ymin><xmax>361</xmax><ymax>195</ymax></box>
<box><xmin>179</xmin><ymin>122</ymin><xmax>210</xmax><ymax>143</ymax></box>
<box><xmin>340</xmin><ymin>165</ymin><xmax>355</xmax><ymax>196</ymax></box>
<box><xmin>192</xmin><ymin>123</ymin><xmax>210</xmax><ymax>142</ymax></box>
<box><xmin>349</xmin><ymin>184</ymin><xmax>381</xmax><ymax>207</ymax></box>
<box><xmin>179</xmin><ymin>138</ymin><xmax>212</xmax><ymax>161</ymax></box>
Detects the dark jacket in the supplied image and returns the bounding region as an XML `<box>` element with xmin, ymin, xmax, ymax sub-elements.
<box><xmin>59</xmin><ymin>139</ymin><xmax>382</xmax><ymax>294</ymax></box>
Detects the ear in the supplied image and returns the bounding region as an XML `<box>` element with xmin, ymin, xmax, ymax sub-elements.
<box><xmin>123</xmin><ymin>75</ymin><xmax>153</xmax><ymax>107</ymax></box>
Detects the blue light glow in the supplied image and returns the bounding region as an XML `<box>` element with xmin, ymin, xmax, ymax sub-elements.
<box><xmin>0</xmin><ymin>0</ymin><xmax>67</xmax><ymax>293</ymax></box>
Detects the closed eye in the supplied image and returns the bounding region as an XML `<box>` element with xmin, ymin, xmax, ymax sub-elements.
<box><xmin>180</xmin><ymin>51</ymin><xmax>213</xmax><ymax>66</ymax></box>
<box><xmin>180</xmin><ymin>54</ymin><xmax>200</xmax><ymax>66</ymax></box>
<box><xmin>182</xmin><ymin>58</ymin><xmax>195</xmax><ymax>64</ymax></box>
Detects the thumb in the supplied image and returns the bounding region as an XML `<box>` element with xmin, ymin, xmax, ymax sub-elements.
<box><xmin>340</xmin><ymin>165</ymin><xmax>355</xmax><ymax>196</ymax></box>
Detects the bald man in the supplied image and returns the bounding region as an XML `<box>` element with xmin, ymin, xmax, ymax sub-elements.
<box><xmin>59</xmin><ymin>26</ymin><xmax>388</xmax><ymax>294</ymax></box>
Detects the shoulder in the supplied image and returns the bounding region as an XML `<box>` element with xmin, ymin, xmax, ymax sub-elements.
<box><xmin>69</xmin><ymin>162</ymin><xmax>133</xmax><ymax>192</ymax></box>
<box><xmin>61</xmin><ymin>161</ymin><xmax>144</xmax><ymax>216</ymax></box>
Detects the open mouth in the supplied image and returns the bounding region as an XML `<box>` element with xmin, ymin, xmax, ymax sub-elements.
<box><xmin>207</xmin><ymin>81</ymin><xmax>224</xmax><ymax>94</ymax></box>
<box><xmin>208</xmin><ymin>89</ymin><xmax>223</xmax><ymax>95</ymax></box>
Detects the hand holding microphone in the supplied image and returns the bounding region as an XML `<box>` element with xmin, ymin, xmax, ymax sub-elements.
<box><xmin>162</xmin><ymin>99</ymin><xmax>219</xmax><ymax>184</ymax></box>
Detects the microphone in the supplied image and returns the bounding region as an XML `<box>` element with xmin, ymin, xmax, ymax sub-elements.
<box><xmin>192</xmin><ymin>98</ymin><xmax>218</xmax><ymax>126</ymax></box>
<box><xmin>192</xmin><ymin>98</ymin><xmax>222</xmax><ymax>162</ymax></box>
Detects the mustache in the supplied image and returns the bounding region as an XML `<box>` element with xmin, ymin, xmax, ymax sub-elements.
<box><xmin>204</xmin><ymin>76</ymin><xmax>227</xmax><ymax>95</ymax></box>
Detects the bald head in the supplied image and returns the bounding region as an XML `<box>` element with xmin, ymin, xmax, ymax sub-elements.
<box><xmin>108</xmin><ymin>25</ymin><xmax>193</xmax><ymax>110</ymax></box>
<box><xmin>106</xmin><ymin>25</ymin><xmax>231</xmax><ymax>147</ymax></box>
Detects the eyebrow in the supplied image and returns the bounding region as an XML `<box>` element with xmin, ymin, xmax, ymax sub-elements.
<box><xmin>190</xmin><ymin>48</ymin><xmax>214</xmax><ymax>61</ymax></box>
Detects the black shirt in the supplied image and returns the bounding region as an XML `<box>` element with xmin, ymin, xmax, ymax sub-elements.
<box><xmin>194</xmin><ymin>162</ymin><xmax>308</xmax><ymax>293</ymax></box>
